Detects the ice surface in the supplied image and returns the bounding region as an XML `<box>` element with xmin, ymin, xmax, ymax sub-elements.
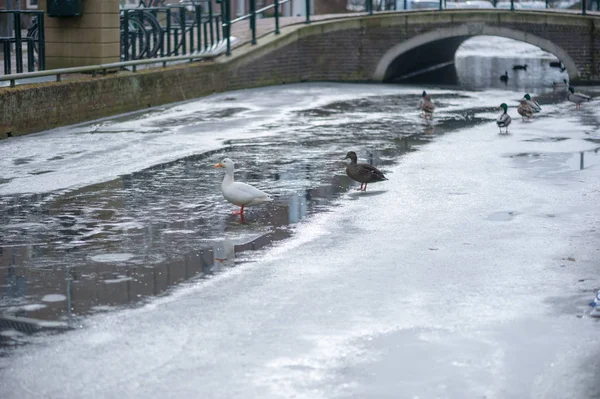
<box><xmin>103</xmin><ymin>276</ymin><xmax>133</xmax><ymax>284</ymax></box>
<box><xmin>456</xmin><ymin>36</ymin><xmax>558</xmax><ymax>59</ymax></box>
<box><xmin>19</xmin><ymin>303</ymin><xmax>47</xmax><ymax>311</ymax></box>
<box><xmin>1</xmin><ymin>83</ymin><xmax>599</xmax><ymax>398</ymax></box>
<box><xmin>89</xmin><ymin>253</ymin><xmax>135</xmax><ymax>263</ymax></box>
<box><xmin>40</xmin><ymin>294</ymin><xmax>67</xmax><ymax>303</ymax></box>
<box><xmin>0</xmin><ymin>84</ymin><xmax>413</xmax><ymax>196</ymax></box>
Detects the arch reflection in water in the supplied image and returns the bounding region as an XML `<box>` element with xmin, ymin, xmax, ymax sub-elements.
<box><xmin>389</xmin><ymin>35</ymin><xmax>569</xmax><ymax>90</ymax></box>
<box><xmin>455</xmin><ymin>36</ymin><xmax>569</xmax><ymax>91</ymax></box>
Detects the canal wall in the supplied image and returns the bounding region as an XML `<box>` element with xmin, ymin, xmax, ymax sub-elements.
<box><xmin>0</xmin><ymin>21</ymin><xmax>300</xmax><ymax>139</ymax></box>
<box><xmin>1</xmin><ymin>11</ymin><xmax>598</xmax><ymax>138</ymax></box>
<box><xmin>0</xmin><ymin>18</ymin><xmax>335</xmax><ymax>138</ymax></box>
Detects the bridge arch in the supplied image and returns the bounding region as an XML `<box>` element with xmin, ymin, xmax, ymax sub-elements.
<box><xmin>373</xmin><ymin>24</ymin><xmax>579</xmax><ymax>82</ymax></box>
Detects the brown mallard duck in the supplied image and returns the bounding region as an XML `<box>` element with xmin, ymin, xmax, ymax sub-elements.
<box><xmin>517</xmin><ymin>99</ymin><xmax>533</xmax><ymax>121</ymax></box>
<box><xmin>419</xmin><ymin>92</ymin><xmax>435</xmax><ymax>118</ymax></box>
<box><xmin>343</xmin><ymin>151</ymin><xmax>387</xmax><ymax>191</ymax></box>
<box><xmin>522</xmin><ymin>94</ymin><xmax>541</xmax><ymax>113</ymax></box>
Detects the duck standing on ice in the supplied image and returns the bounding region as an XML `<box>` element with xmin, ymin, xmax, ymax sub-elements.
<box><xmin>567</xmin><ymin>87</ymin><xmax>592</xmax><ymax>110</ymax></box>
<box><xmin>214</xmin><ymin>158</ymin><xmax>272</xmax><ymax>216</ymax></box>
<box><xmin>343</xmin><ymin>151</ymin><xmax>387</xmax><ymax>192</ymax></box>
<box><xmin>522</xmin><ymin>93</ymin><xmax>541</xmax><ymax>113</ymax></box>
<box><xmin>418</xmin><ymin>91</ymin><xmax>435</xmax><ymax>118</ymax></box>
<box><xmin>496</xmin><ymin>103</ymin><xmax>511</xmax><ymax>134</ymax></box>
<box><xmin>517</xmin><ymin>99</ymin><xmax>534</xmax><ymax>121</ymax></box>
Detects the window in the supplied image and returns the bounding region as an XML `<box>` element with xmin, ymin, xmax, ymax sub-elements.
<box><xmin>26</xmin><ymin>0</ymin><xmax>38</xmax><ymax>9</ymax></box>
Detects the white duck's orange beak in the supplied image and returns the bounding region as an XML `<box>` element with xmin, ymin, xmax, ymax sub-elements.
<box><xmin>213</xmin><ymin>163</ymin><xmax>223</xmax><ymax>168</ymax></box>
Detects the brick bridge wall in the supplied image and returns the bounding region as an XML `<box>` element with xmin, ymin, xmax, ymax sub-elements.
<box><xmin>227</xmin><ymin>11</ymin><xmax>598</xmax><ymax>83</ymax></box>
<box><xmin>1</xmin><ymin>11</ymin><xmax>598</xmax><ymax>137</ymax></box>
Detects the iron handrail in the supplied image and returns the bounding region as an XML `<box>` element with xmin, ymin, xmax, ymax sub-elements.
<box><xmin>0</xmin><ymin>10</ymin><xmax>45</xmax><ymax>74</ymax></box>
<box><xmin>120</xmin><ymin>3</ymin><xmax>223</xmax><ymax>61</ymax></box>
<box><xmin>3</xmin><ymin>3</ymin><xmax>598</xmax><ymax>86</ymax></box>
<box><xmin>0</xmin><ymin>52</ymin><xmax>216</xmax><ymax>88</ymax></box>
<box><xmin>227</xmin><ymin>0</ymin><xmax>294</xmax><ymax>24</ymax></box>
<box><xmin>219</xmin><ymin>0</ymin><xmax>296</xmax><ymax>55</ymax></box>
<box><xmin>219</xmin><ymin>0</ymin><xmax>599</xmax><ymax>56</ymax></box>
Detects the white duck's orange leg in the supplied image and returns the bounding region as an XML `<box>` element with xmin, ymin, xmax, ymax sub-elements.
<box><xmin>232</xmin><ymin>205</ymin><xmax>244</xmax><ymax>215</ymax></box>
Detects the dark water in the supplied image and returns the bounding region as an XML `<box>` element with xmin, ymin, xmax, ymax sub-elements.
<box><xmin>397</xmin><ymin>43</ymin><xmax>569</xmax><ymax>93</ymax></box>
<box><xmin>455</xmin><ymin>56</ymin><xmax>569</xmax><ymax>92</ymax></box>
<box><xmin>0</xmin><ymin>92</ymin><xmax>488</xmax><ymax>345</ymax></box>
<box><xmin>402</xmin><ymin>56</ymin><xmax>569</xmax><ymax>92</ymax></box>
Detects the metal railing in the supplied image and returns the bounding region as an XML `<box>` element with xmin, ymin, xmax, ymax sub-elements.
<box><xmin>0</xmin><ymin>52</ymin><xmax>216</xmax><ymax>88</ymax></box>
<box><xmin>346</xmin><ymin>0</ymin><xmax>598</xmax><ymax>13</ymax></box>
<box><xmin>218</xmin><ymin>0</ymin><xmax>599</xmax><ymax>56</ymax></box>
<box><xmin>120</xmin><ymin>0</ymin><xmax>224</xmax><ymax>61</ymax></box>
<box><xmin>0</xmin><ymin>10</ymin><xmax>45</xmax><ymax>75</ymax></box>
<box><xmin>218</xmin><ymin>0</ymin><xmax>300</xmax><ymax>56</ymax></box>
<box><xmin>1</xmin><ymin>0</ymin><xmax>597</xmax><ymax>86</ymax></box>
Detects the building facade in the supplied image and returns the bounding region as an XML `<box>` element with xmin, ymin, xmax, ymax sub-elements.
<box><xmin>0</xmin><ymin>0</ymin><xmax>38</xmax><ymax>9</ymax></box>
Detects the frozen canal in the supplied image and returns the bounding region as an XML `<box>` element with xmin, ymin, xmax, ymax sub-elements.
<box><xmin>1</xmin><ymin>39</ymin><xmax>600</xmax><ymax>398</ymax></box>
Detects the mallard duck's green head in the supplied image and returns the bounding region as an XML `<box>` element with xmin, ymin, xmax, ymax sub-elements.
<box><xmin>568</xmin><ymin>87</ymin><xmax>574</xmax><ymax>94</ymax></box>
<box><xmin>524</xmin><ymin>94</ymin><xmax>531</xmax><ymax>100</ymax></box>
<box><xmin>422</xmin><ymin>91</ymin><xmax>427</xmax><ymax>97</ymax></box>
<box><xmin>500</xmin><ymin>103</ymin><xmax>508</xmax><ymax>112</ymax></box>
<box><xmin>343</xmin><ymin>151</ymin><xmax>358</xmax><ymax>163</ymax></box>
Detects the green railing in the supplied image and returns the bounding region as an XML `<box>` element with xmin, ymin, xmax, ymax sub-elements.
<box><xmin>2</xmin><ymin>1</ymin><xmax>597</xmax><ymax>78</ymax></box>
<box><xmin>217</xmin><ymin>0</ymin><xmax>598</xmax><ymax>57</ymax></box>
<box><xmin>120</xmin><ymin>0</ymin><xmax>223</xmax><ymax>61</ymax></box>
<box><xmin>0</xmin><ymin>10</ymin><xmax>45</xmax><ymax>75</ymax></box>
<box><xmin>218</xmin><ymin>0</ymin><xmax>305</xmax><ymax>56</ymax></box>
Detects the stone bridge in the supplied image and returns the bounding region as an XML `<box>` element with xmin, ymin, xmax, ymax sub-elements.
<box><xmin>228</xmin><ymin>10</ymin><xmax>599</xmax><ymax>84</ymax></box>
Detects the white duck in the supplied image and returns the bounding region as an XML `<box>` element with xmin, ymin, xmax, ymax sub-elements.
<box><xmin>214</xmin><ymin>158</ymin><xmax>272</xmax><ymax>215</ymax></box>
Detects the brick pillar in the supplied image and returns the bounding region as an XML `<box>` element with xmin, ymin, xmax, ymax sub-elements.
<box><xmin>39</xmin><ymin>0</ymin><xmax>120</xmax><ymax>69</ymax></box>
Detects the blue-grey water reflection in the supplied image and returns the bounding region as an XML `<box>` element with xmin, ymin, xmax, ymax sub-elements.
<box><xmin>456</xmin><ymin>56</ymin><xmax>569</xmax><ymax>91</ymax></box>
<box><xmin>398</xmin><ymin>36</ymin><xmax>570</xmax><ymax>92</ymax></box>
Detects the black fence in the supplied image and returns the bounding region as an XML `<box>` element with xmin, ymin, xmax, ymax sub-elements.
<box><xmin>0</xmin><ymin>10</ymin><xmax>45</xmax><ymax>75</ymax></box>
<box><xmin>355</xmin><ymin>0</ymin><xmax>599</xmax><ymax>13</ymax></box>
<box><xmin>120</xmin><ymin>1</ymin><xmax>224</xmax><ymax>61</ymax></box>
